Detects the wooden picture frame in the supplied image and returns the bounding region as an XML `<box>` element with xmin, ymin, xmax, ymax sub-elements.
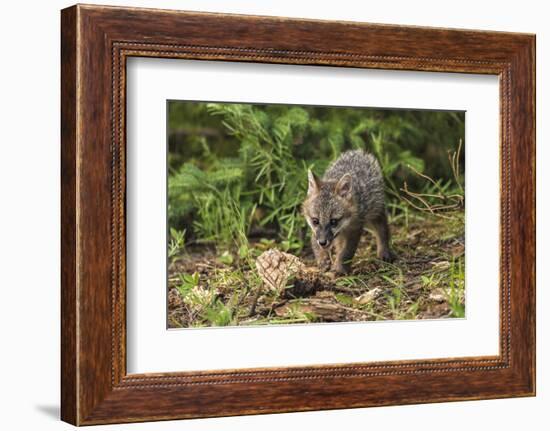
<box><xmin>61</xmin><ymin>4</ymin><xmax>535</xmax><ymax>425</ymax></box>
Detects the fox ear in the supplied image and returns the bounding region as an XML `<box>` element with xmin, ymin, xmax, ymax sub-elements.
<box><xmin>307</xmin><ymin>170</ymin><xmax>320</xmax><ymax>195</ymax></box>
<box><xmin>335</xmin><ymin>173</ymin><xmax>352</xmax><ymax>198</ymax></box>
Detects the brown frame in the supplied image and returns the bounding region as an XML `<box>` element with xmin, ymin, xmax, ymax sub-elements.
<box><xmin>61</xmin><ymin>4</ymin><xmax>536</xmax><ymax>426</ymax></box>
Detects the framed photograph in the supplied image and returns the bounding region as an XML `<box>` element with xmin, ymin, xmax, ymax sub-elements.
<box><xmin>61</xmin><ymin>4</ymin><xmax>535</xmax><ymax>425</ymax></box>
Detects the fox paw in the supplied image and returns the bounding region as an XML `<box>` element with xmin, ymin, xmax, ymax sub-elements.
<box><xmin>317</xmin><ymin>261</ymin><xmax>331</xmax><ymax>272</ymax></box>
<box><xmin>378</xmin><ymin>249</ymin><xmax>396</xmax><ymax>263</ymax></box>
<box><xmin>331</xmin><ymin>264</ymin><xmax>351</xmax><ymax>275</ymax></box>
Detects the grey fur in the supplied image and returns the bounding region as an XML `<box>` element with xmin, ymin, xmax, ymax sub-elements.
<box><xmin>302</xmin><ymin>150</ymin><xmax>394</xmax><ymax>274</ymax></box>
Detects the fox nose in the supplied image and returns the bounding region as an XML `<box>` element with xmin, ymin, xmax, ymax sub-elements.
<box><xmin>318</xmin><ymin>239</ymin><xmax>328</xmax><ymax>247</ymax></box>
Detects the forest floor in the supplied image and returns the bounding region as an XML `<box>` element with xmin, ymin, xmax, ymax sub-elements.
<box><xmin>167</xmin><ymin>211</ymin><xmax>465</xmax><ymax>328</ymax></box>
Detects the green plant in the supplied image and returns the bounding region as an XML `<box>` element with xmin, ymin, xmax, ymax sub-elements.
<box><xmin>175</xmin><ymin>272</ymin><xmax>200</xmax><ymax>297</ymax></box>
<box><xmin>421</xmin><ymin>273</ymin><xmax>438</xmax><ymax>288</ymax></box>
<box><xmin>168</xmin><ymin>227</ymin><xmax>186</xmax><ymax>260</ymax></box>
<box><xmin>447</xmin><ymin>258</ymin><xmax>465</xmax><ymax>317</ymax></box>
<box><xmin>381</xmin><ymin>270</ymin><xmax>419</xmax><ymax>320</ymax></box>
<box><xmin>205</xmin><ymin>300</ymin><xmax>234</xmax><ymax>326</ymax></box>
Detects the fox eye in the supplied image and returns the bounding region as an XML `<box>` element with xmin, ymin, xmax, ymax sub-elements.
<box><xmin>330</xmin><ymin>218</ymin><xmax>339</xmax><ymax>226</ymax></box>
<box><xmin>312</xmin><ymin>218</ymin><xmax>319</xmax><ymax>225</ymax></box>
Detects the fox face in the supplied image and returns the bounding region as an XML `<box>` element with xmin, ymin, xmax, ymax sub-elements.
<box><xmin>303</xmin><ymin>170</ymin><xmax>356</xmax><ymax>249</ymax></box>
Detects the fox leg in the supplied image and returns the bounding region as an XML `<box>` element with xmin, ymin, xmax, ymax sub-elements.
<box><xmin>368</xmin><ymin>212</ymin><xmax>395</xmax><ymax>262</ymax></box>
<box><xmin>311</xmin><ymin>236</ymin><xmax>331</xmax><ymax>271</ymax></box>
<box><xmin>331</xmin><ymin>227</ymin><xmax>362</xmax><ymax>274</ymax></box>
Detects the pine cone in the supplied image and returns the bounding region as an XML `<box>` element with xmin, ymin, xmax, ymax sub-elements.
<box><xmin>255</xmin><ymin>249</ymin><xmax>305</xmax><ymax>293</ymax></box>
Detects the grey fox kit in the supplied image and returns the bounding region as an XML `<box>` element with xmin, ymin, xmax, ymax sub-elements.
<box><xmin>302</xmin><ymin>150</ymin><xmax>395</xmax><ymax>274</ymax></box>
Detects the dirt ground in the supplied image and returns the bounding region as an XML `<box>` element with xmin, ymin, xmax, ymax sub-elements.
<box><xmin>168</xmin><ymin>212</ymin><xmax>465</xmax><ymax>328</ymax></box>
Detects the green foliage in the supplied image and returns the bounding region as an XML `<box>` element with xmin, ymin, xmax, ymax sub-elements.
<box><xmin>168</xmin><ymin>228</ymin><xmax>186</xmax><ymax>261</ymax></box>
<box><xmin>167</xmin><ymin>101</ymin><xmax>465</xmax><ymax>253</ymax></box>
<box><xmin>175</xmin><ymin>272</ymin><xmax>200</xmax><ymax>298</ymax></box>
<box><xmin>447</xmin><ymin>258</ymin><xmax>466</xmax><ymax>318</ymax></box>
<box><xmin>382</xmin><ymin>272</ymin><xmax>420</xmax><ymax>321</ymax></box>
<box><xmin>205</xmin><ymin>300</ymin><xmax>234</xmax><ymax>326</ymax></box>
<box><xmin>218</xmin><ymin>250</ymin><xmax>234</xmax><ymax>265</ymax></box>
